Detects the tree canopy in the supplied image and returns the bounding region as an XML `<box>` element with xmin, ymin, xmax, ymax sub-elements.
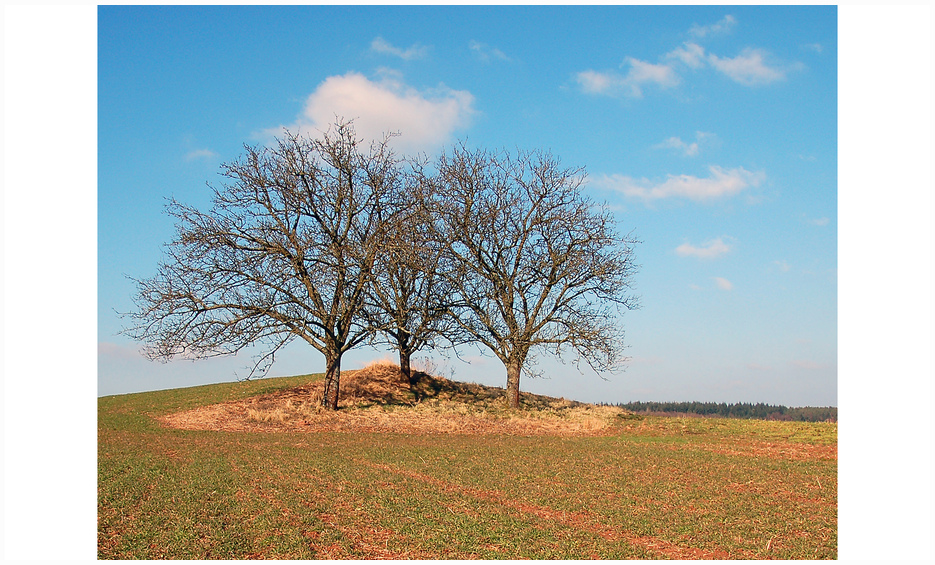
<box><xmin>429</xmin><ymin>144</ymin><xmax>640</xmax><ymax>408</ymax></box>
<box><xmin>363</xmin><ymin>164</ymin><xmax>462</xmax><ymax>384</ymax></box>
<box><xmin>125</xmin><ymin>122</ymin><xmax>401</xmax><ymax>409</ymax></box>
<box><xmin>126</xmin><ymin>121</ymin><xmax>639</xmax><ymax>410</ymax></box>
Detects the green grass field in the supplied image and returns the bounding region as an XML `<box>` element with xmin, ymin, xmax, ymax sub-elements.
<box><xmin>98</xmin><ymin>372</ymin><xmax>836</xmax><ymax>559</ymax></box>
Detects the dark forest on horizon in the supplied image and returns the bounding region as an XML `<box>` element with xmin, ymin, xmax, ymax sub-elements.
<box><xmin>607</xmin><ymin>401</ymin><xmax>837</xmax><ymax>422</ymax></box>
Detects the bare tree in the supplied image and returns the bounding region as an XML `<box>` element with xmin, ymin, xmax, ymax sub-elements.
<box><xmin>431</xmin><ymin>145</ymin><xmax>639</xmax><ymax>408</ymax></box>
<box><xmin>364</xmin><ymin>163</ymin><xmax>462</xmax><ymax>385</ymax></box>
<box><xmin>124</xmin><ymin>121</ymin><xmax>401</xmax><ymax>409</ymax></box>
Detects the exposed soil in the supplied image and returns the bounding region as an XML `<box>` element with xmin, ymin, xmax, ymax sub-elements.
<box><xmin>159</xmin><ymin>362</ymin><xmax>628</xmax><ymax>437</ymax></box>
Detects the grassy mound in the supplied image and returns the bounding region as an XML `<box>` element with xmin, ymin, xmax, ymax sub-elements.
<box><xmin>160</xmin><ymin>362</ymin><xmax>630</xmax><ymax>436</ymax></box>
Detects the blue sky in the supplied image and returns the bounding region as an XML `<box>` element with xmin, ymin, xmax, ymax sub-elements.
<box><xmin>97</xmin><ymin>5</ymin><xmax>838</xmax><ymax>406</ymax></box>
<box><xmin>1</xmin><ymin>6</ymin><xmax>932</xmax><ymax>560</ymax></box>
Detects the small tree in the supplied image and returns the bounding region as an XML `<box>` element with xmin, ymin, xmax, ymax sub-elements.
<box><xmin>124</xmin><ymin>121</ymin><xmax>401</xmax><ymax>409</ymax></box>
<box><xmin>364</xmin><ymin>163</ymin><xmax>462</xmax><ymax>385</ymax></box>
<box><xmin>431</xmin><ymin>145</ymin><xmax>639</xmax><ymax>408</ymax></box>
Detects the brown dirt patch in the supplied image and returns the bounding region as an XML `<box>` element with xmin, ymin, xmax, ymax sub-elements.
<box><xmin>158</xmin><ymin>362</ymin><xmax>627</xmax><ymax>437</ymax></box>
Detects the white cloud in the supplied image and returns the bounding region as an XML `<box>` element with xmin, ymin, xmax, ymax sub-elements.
<box><xmin>184</xmin><ymin>148</ymin><xmax>217</xmax><ymax>161</ymax></box>
<box><xmin>266</xmin><ymin>72</ymin><xmax>475</xmax><ymax>155</ymax></box>
<box><xmin>676</xmin><ymin>237</ymin><xmax>732</xmax><ymax>259</ymax></box>
<box><xmin>707</xmin><ymin>48</ymin><xmax>787</xmax><ymax>86</ymax></box>
<box><xmin>667</xmin><ymin>42</ymin><xmax>707</xmax><ymax>69</ymax></box>
<box><xmin>580</xmin><ymin>15</ymin><xmax>798</xmax><ymax>100</ymax></box>
<box><xmin>667</xmin><ymin>42</ymin><xmax>797</xmax><ymax>88</ymax></box>
<box><xmin>802</xmin><ymin>42</ymin><xmax>823</xmax><ymax>54</ymax></box>
<box><xmin>689</xmin><ymin>15</ymin><xmax>736</xmax><ymax>38</ymax></box>
<box><xmin>808</xmin><ymin>216</ymin><xmax>831</xmax><ymax>226</ymax></box>
<box><xmin>370</xmin><ymin>36</ymin><xmax>429</xmax><ymax>60</ymax></box>
<box><xmin>773</xmin><ymin>260</ymin><xmax>792</xmax><ymax>272</ymax></box>
<box><xmin>656</xmin><ymin>136</ymin><xmax>699</xmax><ymax>156</ymax></box>
<box><xmin>576</xmin><ymin>58</ymin><xmax>678</xmax><ymax>98</ymax></box>
<box><xmin>576</xmin><ymin>70</ymin><xmax>614</xmax><ymax>94</ymax></box>
<box><xmin>593</xmin><ymin>165</ymin><xmax>765</xmax><ymax>202</ymax></box>
<box><xmin>624</xmin><ymin>57</ymin><xmax>679</xmax><ymax>90</ymax></box>
<box><xmin>714</xmin><ymin>277</ymin><xmax>734</xmax><ymax>291</ymax></box>
<box><xmin>654</xmin><ymin>132</ymin><xmax>714</xmax><ymax>157</ymax></box>
<box><xmin>469</xmin><ymin>40</ymin><xmax>511</xmax><ymax>62</ymax></box>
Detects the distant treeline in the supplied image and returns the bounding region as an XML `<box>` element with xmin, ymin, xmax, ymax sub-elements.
<box><xmin>610</xmin><ymin>401</ymin><xmax>837</xmax><ymax>422</ymax></box>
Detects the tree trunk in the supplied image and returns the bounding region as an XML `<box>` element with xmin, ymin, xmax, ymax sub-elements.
<box><xmin>400</xmin><ymin>348</ymin><xmax>418</xmax><ymax>386</ymax></box>
<box><xmin>505</xmin><ymin>358</ymin><xmax>522</xmax><ymax>409</ymax></box>
<box><xmin>396</xmin><ymin>331</ymin><xmax>420</xmax><ymax>387</ymax></box>
<box><xmin>321</xmin><ymin>352</ymin><xmax>342</xmax><ymax>410</ymax></box>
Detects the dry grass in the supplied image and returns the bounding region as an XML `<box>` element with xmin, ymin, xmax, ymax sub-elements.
<box><xmin>160</xmin><ymin>361</ymin><xmax>631</xmax><ymax>436</ymax></box>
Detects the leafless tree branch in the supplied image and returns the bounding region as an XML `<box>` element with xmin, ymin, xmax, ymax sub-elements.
<box><xmin>429</xmin><ymin>144</ymin><xmax>640</xmax><ymax>408</ymax></box>
<box><xmin>123</xmin><ymin>119</ymin><xmax>403</xmax><ymax>409</ymax></box>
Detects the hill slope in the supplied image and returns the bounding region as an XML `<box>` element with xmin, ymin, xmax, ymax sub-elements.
<box><xmin>159</xmin><ymin>362</ymin><xmax>631</xmax><ymax>436</ymax></box>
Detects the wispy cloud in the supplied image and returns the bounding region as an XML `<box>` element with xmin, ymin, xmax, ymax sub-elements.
<box><xmin>370</xmin><ymin>36</ymin><xmax>429</xmax><ymax>60</ymax></box>
<box><xmin>576</xmin><ymin>70</ymin><xmax>614</xmax><ymax>94</ymax></box>
<box><xmin>656</xmin><ymin>136</ymin><xmax>700</xmax><ymax>156</ymax></box>
<box><xmin>593</xmin><ymin>165</ymin><xmax>765</xmax><ymax>203</ymax></box>
<box><xmin>676</xmin><ymin>237</ymin><xmax>732</xmax><ymax>259</ymax></box>
<box><xmin>576</xmin><ymin>57</ymin><xmax>678</xmax><ymax>98</ymax></box>
<box><xmin>706</xmin><ymin>48</ymin><xmax>788</xmax><ymax>86</ymax></box>
<box><xmin>469</xmin><ymin>40</ymin><xmax>512</xmax><ymax>62</ymax></box>
<box><xmin>667</xmin><ymin>42</ymin><xmax>707</xmax><ymax>69</ymax></box>
<box><xmin>802</xmin><ymin>42</ymin><xmax>823</xmax><ymax>54</ymax></box>
<box><xmin>714</xmin><ymin>277</ymin><xmax>734</xmax><ymax>291</ymax></box>
<box><xmin>625</xmin><ymin>57</ymin><xmax>680</xmax><ymax>89</ymax></box>
<box><xmin>668</xmin><ymin>42</ymin><xmax>791</xmax><ymax>86</ymax></box>
<box><xmin>689</xmin><ymin>14</ymin><xmax>737</xmax><ymax>38</ymax></box>
<box><xmin>773</xmin><ymin>260</ymin><xmax>791</xmax><ymax>273</ymax></box>
<box><xmin>580</xmin><ymin>14</ymin><xmax>798</xmax><ymax>97</ymax></box>
<box><xmin>807</xmin><ymin>216</ymin><xmax>831</xmax><ymax>226</ymax></box>
<box><xmin>653</xmin><ymin>131</ymin><xmax>715</xmax><ymax>157</ymax></box>
<box><xmin>184</xmin><ymin>148</ymin><xmax>217</xmax><ymax>162</ymax></box>
<box><xmin>264</xmin><ymin>71</ymin><xmax>475</xmax><ymax>155</ymax></box>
